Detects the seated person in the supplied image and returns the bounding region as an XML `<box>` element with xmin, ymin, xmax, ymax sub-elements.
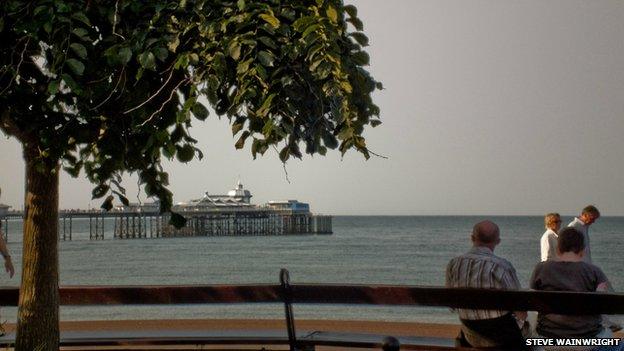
<box><xmin>446</xmin><ymin>220</ymin><xmax>528</xmax><ymax>350</ymax></box>
<box><xmin>530</xmin><ymin>227</ymin><xmax>623</xmax><ymax>351</ymax></box>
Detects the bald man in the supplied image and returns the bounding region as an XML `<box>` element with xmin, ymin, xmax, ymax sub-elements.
<box><xmin>446</xmin><ymin>220</ymin><xmax>527</xmax><ymax>349</ymax></box>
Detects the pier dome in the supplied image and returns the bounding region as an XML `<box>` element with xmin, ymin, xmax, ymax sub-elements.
<box><xmin>227</xmin><ymin>180</ymin><xmax>252</xmax><ymax>202</ymax></box>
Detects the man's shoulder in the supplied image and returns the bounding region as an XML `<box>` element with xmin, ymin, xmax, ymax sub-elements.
<box><xmin>568</xmin><ymin>218</ymin><xmax>583</xmax><ymax>228</ymax></box>
<box><xmin>491</xmin><ymin>254</ymin><xmax>516</xmax><ymax>272</ymax></box>
<box><xmin>579</xmin><ymin>261</ymin><xmax>605</xmax><ymax>275</ymax></box>
<box><xmin>541</xmin><ymin>230</ymin><xmax>556</xmax><ymax>240</ymax></box>
<box><xmin>449</xmin><ymin>249</ymin><xmax>515</xmax><ymax>271</ymax></box>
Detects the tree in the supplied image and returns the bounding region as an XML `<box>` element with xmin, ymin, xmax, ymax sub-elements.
<box><xmin>0</xmin><ymin>0</ymin><xmax>381</xmax><ymax>349</ymax></box>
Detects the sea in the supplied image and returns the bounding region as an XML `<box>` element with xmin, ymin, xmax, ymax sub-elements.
<box><xmin>0</xmin><ymin>216</ymin><xmax>622</xmax><ymax>324</ymax></box>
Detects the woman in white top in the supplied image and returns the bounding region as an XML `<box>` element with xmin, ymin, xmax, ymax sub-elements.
<box><xmin>540</xmin><ymin>213</ymin><xmax>561</xmax><ymax>261</ymax></box>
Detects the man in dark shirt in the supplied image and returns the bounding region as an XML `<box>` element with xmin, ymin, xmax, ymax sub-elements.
<box><xmin>530</xmin><ymin>227</ymin><xmax>622</xmax><ymax>350</ymax></box>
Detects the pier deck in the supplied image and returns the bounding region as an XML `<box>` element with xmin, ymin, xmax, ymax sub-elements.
<box><xmin>0</xmin><ymin>209</ymin><xmax>332</xmax><ymax>240</ymax></box>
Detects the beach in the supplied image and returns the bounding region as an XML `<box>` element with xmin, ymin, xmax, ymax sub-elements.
<box><xmin>0</xmin><ymin>319</ymin><xmax>460</xmax><ymax>350</ymax></box>
<box><xmin>1</xmin><ymin>319</ymin><xmax>620</xmax><ymax>349</ymax></box>
<box><xmin>0</xmin><ymin>318</ymin><xmax>460</xmax><ymax>337</ymax></box>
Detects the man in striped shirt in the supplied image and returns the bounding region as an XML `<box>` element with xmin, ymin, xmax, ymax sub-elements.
<box><xmin>446</xmin><ymin>220</ymin><xmax>527</xmax><ymax>349</ymax></box>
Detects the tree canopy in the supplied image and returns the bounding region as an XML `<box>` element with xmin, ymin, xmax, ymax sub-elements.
<box><xmin>2</xmin><ymin>2</ymin><xmax>381</xmax><ymax>348</ymax></box>
<box><xmin>1</xmin><ymin>0</ymin><xmax>382</xmax><ymax>219</ymax></box>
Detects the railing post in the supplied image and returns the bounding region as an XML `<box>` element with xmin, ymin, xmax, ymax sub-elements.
<box><xmin>280</xmin><ymin>268</ymin><xmax>298</xmax><ymax>351</ymax></box>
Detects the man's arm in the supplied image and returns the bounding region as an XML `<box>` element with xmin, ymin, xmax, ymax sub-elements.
<box><xmin>502</xmin><ymin>266</ymin><xmax>527</xmax><ymax>321</ymax></box>
<box><xmin>540</xmin><ymin>233</ymin><xmax>549</xmax><ymax>262</ymax></box>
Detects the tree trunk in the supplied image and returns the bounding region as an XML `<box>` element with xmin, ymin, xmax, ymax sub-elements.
<box><xmin>15</xmin><ymin>148</ymin><xmax>60</xmax><ymax>350</ymax></box>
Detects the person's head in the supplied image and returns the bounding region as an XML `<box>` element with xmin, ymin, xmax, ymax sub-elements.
<box><xmin>557</xmin><ymin>227</ymin><xmax>585</xmax><ymax>256</ymax></box>
<box><xmin>544</xmin><ymin>213</ymin><xmax>561</xmax><ymax>232</ymax></box>
<box><xmin>580</xmin><ymin>205</ymin><xmax>600</xmax><ymax>226</ymax></box>
<box><xmin>471</xmin><ymin>220</ymin><xmax>501</xmax><ymax>250</ymax></box>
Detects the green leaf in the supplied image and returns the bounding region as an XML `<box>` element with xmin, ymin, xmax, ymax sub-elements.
<box><xmin>189</xmin><ymin>53</ymin><xmax>199</xmax><ymax>64</ymax></box>
<box><xmin>100</xmin><ymin>195</ymin><xmax>114</xmax><ymax>211</ymax></box>
<box><xmin>191</xmin><ymin>102</ymin><xmax>209</xmax><ymax>120</ymax></box>
<box><xmin>318</xmin><ymin>146</ymin><xmax>327</xmax><ymax>156</ymax></box>
<box><xmin>66</xmin><ymin>59</ymin><xmax>85</xmax><ymax>75</ymax></box>
<box><xmin>280</xmin><ymin>76</ymin><xmax>294</xmax><ymax>87</ymax></box>
<box><xmin>370</xmin><ymin>120</ymin><xmax>382</xmax><ymax>127</ymax></box>
<box><xmin>340</xmin><ymin>81</ymin><xmax>353</xmax><ymax>93</ymax></box>
<box><xmin>235</xmin><ymin>131</ymin><xmax>250</xmax><ymax>149</ymax></box>
<box><xmin>47</xmin><ymin>80</ymin><xmax>60</xmax><ymax>95</ymax></box>
<box><xmin>153</xmin><ymin>47</ymin><xmax>168</xmax><ymax>62</ymax></box>
<box><xmin>326</xmin><ymin>6</ymin><xmax>338</xmax><ymax>23</ymax></box>
<box><xmin>61</xmin><ymin>73</ymin><xmax>81</xmax><ymax>93</ymax></box>
<box><xmin>322</xmin><ymin>133</ymin><xmax>338</xmax><ymax>149</ymax></box>
<box><xmin>92</xmin><ymin>184</ymin><xmax>110</xmax><ymax>199</ymax></box>
<box><xmin>302</xmin><ymin>24</ymin><xmax>320</xmax><ymax>39</ymax></box>
<box><xmin>137</xmin><ymin>52</ymin><xmax>156</xmax><ymax>70</ymax></box>
<box><xmin>169</xmin><ymin>212</ymin><xmax>187</xmax><ymax>229</ymax></box>
<box><xmin>237</xmin><ymin>58</ymin><xmax>253</xmax><ymax>74</ymax></box>
<box><xmin>70</xmin><ymin>43</ymin><xmax>87</xmax><ymax>59</ymax></box>
<box><xmin>232</xmin><ymin>121</ymin><xmax>244</xmax><ymax>135</ymax></box>
<box><xmin>71</xmin><ymin>12</ymin><xmax>91</xmax><ymax>26</ymax></box>
<box><xmin>228</xmin><ymin>41</ymin><xmax>242</xmax><ymax>60</ymax></box>
<box><xmin>258</xmin><ymin>51</ymin><xmax>274</xmax><ymax>67</ymax></box>
<box><xmin>351</xmin><ymin>51</ymin><xmax>370</xmax><ymax>65</ymax></box>
<box><xmin>176</xmin><ymin>111</ymin><xmax>190</xmax><ymax>124</ymax></box>
<box><xmin>163</xmin><ymin>143</ymin><xmax>176</xmax><ymax>158</ymax></box>
<box><xmin>72</xmin><ymin>28</ymin><xmax>90</xmax><ymax>41</ymax></box>
<box><xmin>34</xmin><ymin>5</ymin><xmax>49</xmax><ymax>16</ymax></box>
<box><xmin>258</xmin><ymin>36</ymin><xmax>277</xmax><ymax>49</ymax></box>
<box><xmin>237</xmin><ymin>0</ymin><xmax>246</xmax><ymax>11</ymax></box>
<box><xmin>117</xmin><ymin>193</ymin><xmax>130</xmax><ymax>206</ymax></box>
<box><xmin>256</xmin><ymin>93</ymin><xmax>276</xmax><ymax>117</ymax></box>
<box><xmin>118</xmin><ymin>47</ymin><xmax>133</xmax><ymax>64</ymax></box>
<box><xmin>344</xmin><ymin>4</ymin><xmax>358</xmax><ymax>18</ymax></box>
<box><xmin>43</xmin><ymin>21</ymin><xmax>53</xmax><ymax>33</ymax></box>
<box><xmin>176</xmin><ymin>144</ymin><xmax>195</xmax><ymax>162</ymax></box>
<box><xmin>350</xmin><ymin>32</ymin><xmax>369</xmax><ymax>46</ymax></box>
<box><xmin>168</xmin><ymin>36</ymin><xmax>180</xmax><ymax>52</ymax></box>
<box><xmin>212</xmin><ymin>52</ymin><xmax>227</xmax><ymax>76</ymax></box>
<box><xmin>293</xmin><ymin>16</ymin><xmax>315</xmax><ymax>32</ymax></box>
<box><xmin>63</xmin><ymin>164</ymin><xmax>82</xmax><ymax>178</ymax></box>
<box><xmin>279</xmin><ymin>146</ymin><xmax>290</xmax><ymax>162</ymax></box>
<box><xmin>259</xmin><ymin>13</ymin><xmax>280</xmax><ymax>28</ymax></box>
<box><xmin>347</xmin><ymin>17</ymin><xmax>364</xmax><ymax>31</ymax></box>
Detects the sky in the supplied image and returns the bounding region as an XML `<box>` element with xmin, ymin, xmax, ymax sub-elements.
<box><xmin>1</xmin><ymin>0</ymin><xmax>624</xmax><ymax>216</ymax></box>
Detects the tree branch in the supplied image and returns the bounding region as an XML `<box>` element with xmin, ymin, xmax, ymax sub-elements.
<box><xmin>139</xmin><ymin>77</ymin><xmax>189</xmax><ymax>127</ymax></box>
<box><xmin>0</xmin><ymin>37</ymin><xmax>30</xmax><ymax>96</ymax></box>
<box><xmin>123</xmin><ymin>69</ymin><xmax>175</xmax><ymax>114</ymax></box>
<box><xmin>91</xmin><ymin>67</ymin><xmax>125</xmax><ymax>110</ymax></box>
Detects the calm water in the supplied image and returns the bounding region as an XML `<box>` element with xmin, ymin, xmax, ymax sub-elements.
<box><xmin>0</xmin><ymin>216</ymin><xmax>622</xmax><ymax>323</ymax></box>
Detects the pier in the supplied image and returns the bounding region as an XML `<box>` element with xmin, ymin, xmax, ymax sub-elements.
<box><xmin>0</xmin><ymin>181</ymin><xmax>332</xmax><ymax>241</ymax></box>
<box><xmin>1</xmin><ymin>209</ymin><xmax>332</xmax><ymax>241</ymax></box>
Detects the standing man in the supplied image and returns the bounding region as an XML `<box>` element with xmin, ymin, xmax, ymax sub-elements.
<box><xmin>567</xmin><ymin>205</ymin><xmax>600</xmax><ymax>264</ymax></box>
<box><xmin>540</xmin><ymin>213</ymin><xmax>562</xmax><ymax>261</ymax></box>
<box><xmin>446</xmin><ymin>220</ymin><xmax>527</xmax><ymax>349</ymax></box>
<box><xmin>568</xmin><ymin>205</ymin><xmax>622</xmax><ymax>332</ymax></box>
<box><xmin>0</xmin><ymin>187</ymin><xmax>15</xmax><ymax>336</ymax></box>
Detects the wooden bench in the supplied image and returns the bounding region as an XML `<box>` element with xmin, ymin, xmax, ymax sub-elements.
<box><xmin>1</xmin><ymin>268</ymin><xmax>623</xmax><ymax>350</ymax></box>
